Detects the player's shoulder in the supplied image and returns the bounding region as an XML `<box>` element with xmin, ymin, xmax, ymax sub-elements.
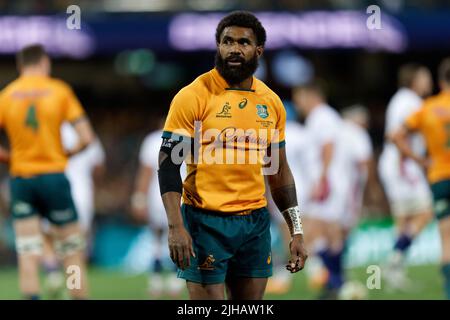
<box><xmin>285</xmin><ymin>120</ymin><xmax>304</xmax><ymax>134</ymax></box>
<box><xmin>47</xmin><ymin>77</ymin><xmax>75</xmax><ymax>94</ymax></box>
<box><xmin>422</xmin><ymin>92</ymin><xmax>450</xmax><ymax>108</ymax></box>
<box><xmin>0</xmin><ymin>82</ymin><xmax>14</xmax><ymax>99</ymax></box>
<box><xmin>0</xmin><ymin>77</ymin><xmax>23</xmax><ymax>96</ymax></box>
<box><xmin>390</xmin><ymin>88</ymin><xmax>422</xmax><ymax>108</ymax></box>
<box><xmin>317</xmin><ymin>104</ymin><xmax>341</xmax><ymax>121</ymax></box>
<box><xmin>173</xmin><ymin>70</ymin><xmax>214</xmax><ymax>101</ymax></box>
<box><xmin>254</xmin><ymin>78</ymin><xmax>283</xmax><ymax>105</ymax></box>
<box><xmin>148</xmin><ymin>129</ymin><xmax>163</xmax><ymax>141</ymax></box>
<box><xmin>343</xmin><ymin>120</ymin><xmax>368</xmax><ymax>138</ymax></box>
<box><xmin>143</xmin><ymin>130</ymin><xmax>163</xmax><ymax>146</ymax></box>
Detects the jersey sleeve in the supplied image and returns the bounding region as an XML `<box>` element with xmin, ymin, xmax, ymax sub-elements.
<box><xmin>272</xmin><ymin>97</ymin><xmax>286</xmax><ymax>148</ymax></box>
<box><xmin>62</xmin><ymin>83</ymin><xmax>85</xmax><ymax>123</ymax></box>
<box><xmin>0</xmin><ymin>90</ymin><xmax>6</xmax><ymax>128</ymax></box>
<box><xmin>405</xmin><ymin>107</ymin><xmax>424</xmax><ymax>131</ymax></box>
<box><xmin>162</xmin><ymin>86</ymin><xmax>202</xmax><ymax>142</ymax></box>
<box><xmin>139</xmin><ymin>134</ymin><xmax>158</xmax><ymax>167</ymax></box>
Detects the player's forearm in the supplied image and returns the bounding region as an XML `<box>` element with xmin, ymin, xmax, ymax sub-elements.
<box><xmin>267</xmin><ymin>145</ymin><xmax>305</xmax><ymax>236</ymax></box>
<box><xmin>161</xmin><ymin>192</ymin><xmax>184</xmax><ymax>228</ymax></box>
<box><xmin>320</xmin><ymin>142</ymin><xmax>333</xmax><ymax>177</ymax></box>
<box><xmin>268</xmin><ymin>162</ymin><xmax>304</xmax><ymax>236</ymax></box>
<box><xmin>68</xmin><ymin>118</ymin><xmax>95</xmax><ymax>157</ymax></box>
<box><xmin>132</xmin><ymin>166</ymin><xmax>151</xmax><ymax>211</ymax></box>
<box><xmin>133</xmin><ymin>166</ymin><xmax>151</xmax><ymax>195</ymax></box>
<box><xmin>268</xmin><ymin>168</ymin><xmax>298</xmax><ymax>212</ymax></box>
<box><xmin>391</xmin><ymin>127</ymin><xmax>423</xmax><ymax>163</ymax></box>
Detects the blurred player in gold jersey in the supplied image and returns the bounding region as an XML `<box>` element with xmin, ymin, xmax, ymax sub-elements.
<box><xmin>393</xmin><ymin>58</ymin><xmax>450</xmax><ymax>299</ymax></box>
<box><xmin>0</xmin><ymin>44</ymin><xmax>94</xmax><ymax>299</ymax></box>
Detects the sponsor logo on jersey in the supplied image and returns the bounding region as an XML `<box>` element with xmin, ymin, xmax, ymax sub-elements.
<box><xmin>238</xmin><ymin>98</ymin><xmax>248</xmax><ymax>109</ymax></box>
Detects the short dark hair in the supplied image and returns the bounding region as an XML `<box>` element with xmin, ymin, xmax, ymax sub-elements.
<box><xmin>398</xmin><ymin>63</ymin><xmax>426</xmax><ymax>88</ymax></box>
<box><xmin>438</xmin><ymin>57</ymin><xmax>450</xmax><ymax>84</ymax></box>
<box><xmin>215</xmin><ymin>11</ymin><xmax>266</xmax><ymax>47</ymax></box>
<box><xmin>16</xmin><ymin>44</ymin><xmax>48</xmax><ymax>68</ymax></box>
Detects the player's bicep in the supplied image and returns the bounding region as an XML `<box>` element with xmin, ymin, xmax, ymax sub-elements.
<box><xmin>163</xmin><ymin>88</ymin><xmax>200</xmax><ymax>140</ymax></box>
<box><xmin>158</xmin><ymin>137</ymin><xmax>188</xmax><ymax>195</ymax></box>
<box><xmin>273</xmin><ymin>98</ymin><xmax>286</xmax><ymax>147</ymax></box>
<box><xmin>63</xmin><ymin>85</ymin><xmax>86</xmax><ymax>123</ymax></box>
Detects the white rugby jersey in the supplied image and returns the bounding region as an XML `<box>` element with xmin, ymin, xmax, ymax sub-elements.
<box><xmin>383</xmin><ymin>88</ymin><xmax>426</xmax><ymax>158</ymax></box>
<box><xmin>139</xmin><ymin>130</ymin><xmax>186</xmax><ymax>214</ymax></box>
<box><xmin>61</xmin><ymin>122</ymin><xmax>105</xmax><ymax>209</ymax></box>
<box><xmin>304</xmin><ymin>104</ymin><xmax>342</xmax><ymax>183</ymax></box>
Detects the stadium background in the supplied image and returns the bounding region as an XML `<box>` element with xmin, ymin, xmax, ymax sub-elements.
<box><xmin>0</xmin><ymin>0</ymin><xmax>449</xmax><ymax>299</ymax></box>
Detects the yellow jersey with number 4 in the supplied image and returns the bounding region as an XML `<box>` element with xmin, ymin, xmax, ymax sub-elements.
<box><xmin>0</xmin><ymin>75</ymin><xmax>85</xmax><ymax>177</ymax></box>
<box><xmin>406</xmin><ymin>91</ymin><xmax>450</xmax><ymax>183</ymax></box>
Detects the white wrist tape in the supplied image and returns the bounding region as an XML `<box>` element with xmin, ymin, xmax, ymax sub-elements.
<box><xmin>281</xmin><ymin>206</ymin><xmax>304</xmax><ymax>235</ymax></box>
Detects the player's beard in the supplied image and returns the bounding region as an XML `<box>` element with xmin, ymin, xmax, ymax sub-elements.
<box><xmin>215</xmin><ymin>51</ymin><xmax>258</xmax><ymax>86</ymax></box>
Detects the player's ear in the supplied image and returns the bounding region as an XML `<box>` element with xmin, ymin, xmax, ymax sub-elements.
<box><xmin>256</xmin><ymin>46</ymin><xmax>263</xmax><ymax>58</ymax></box>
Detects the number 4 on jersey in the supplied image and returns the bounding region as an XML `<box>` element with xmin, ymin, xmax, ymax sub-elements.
<box><xmin>25</xmin><ymin>104</ymin><xmax>39</xmax><ymax>131</ymax></box>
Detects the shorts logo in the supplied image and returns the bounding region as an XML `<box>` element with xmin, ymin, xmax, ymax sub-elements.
<box><xmin>50</xmin><ymin>209</ymin><xmax>74</xmax><ymax>222</ymax></box>
<box><xmin>238</xmin><ymin>98</ymin><xmax>248</xmax><ymax>109</ymax></box>
<box><xmin>267</xmin><ymin>253</ymin><xmax>272</xmax><ymax>265</ymax></box>
<box><xmin>256</xmin><ymin>104</ymin><xmax>269</xmax><ymax>119</ymax></box>
<box><xmin>198</xmin><ymin>254</ymin><xmax>215</xmax><ymax>270</ymax></box>
<box><xmin>216</xmin><ymin>102</ymin><xmax>232</xmax><ymax>118</ymax></box>
<box><xmin>434</xmin><ymin>199</ymin><xmax>449</xmax><ymax>217</ymax></box>
<box><xmin>13</xmin><ymin>202</ymin><xmax>33</xmax><ymax>216</ymax></box>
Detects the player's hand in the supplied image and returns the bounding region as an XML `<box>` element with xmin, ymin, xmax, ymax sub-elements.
<box><xmin>311</xmin><ymin>175</ymin><xmax>330</xmax><ymax>202</ymax></box>
<box><xmin>416</xmin><ymin>157</ymin><xmax>431</xmax><ymax>171</ymax></box>
<box><xmin>286</xmin><ymin>234</ymin><xmax>308</xmax><ymax>273</ymax></box>
<box><xmin>131</xmin><ymin>192</ymin><xmax>148</xmax><ymax>224</ymax></box>
<box><xmin>168</xmin><ymin>225</ymin><xmax>195</xmax><ymax>270</ymax></box>
<box><xmin>131</xmin><ymin>207</ymin><xmax>148</xmax><ymax>224</ymax></box>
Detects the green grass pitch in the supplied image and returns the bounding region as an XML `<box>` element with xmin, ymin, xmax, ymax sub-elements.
<box><xmin>0</xmin><ymin>264</ymin><xmax>445</xmax><ymax>300</ymax></box>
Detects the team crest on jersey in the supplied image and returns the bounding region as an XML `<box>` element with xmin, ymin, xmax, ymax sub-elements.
<box><xmin>198</xmin><ymin>254</ymin><xmax>215</xmax><ymax>270</ymax></box>
<box><xmin>256</xmin><ymin>104</ymin><xmax>269</xmax><ymax>119</ymax></box>
<box><xmin>216</xmin><ymin>102</ymin><xmax>232</xmax><ymax>118</ymax></box>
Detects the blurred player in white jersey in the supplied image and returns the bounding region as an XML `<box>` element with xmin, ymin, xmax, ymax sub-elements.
<box><xmin>333</xmin><ymin>106</ymin><xmax>374</xmax><ymax>299</ymax></box>
<box><xmin>61</xmin><ymin>123</ymin><xmax>106</xmax><ymax>234</ymax></box>
<box><xmin>292</xmin><ymin>82</ymin><xmax>345</xmax><ymax>298</ymax></box>
<box><xmin>378</xmin><ymin>64</ymin><xmax>433</xmax><ymax>290</ymax></box>
<box><xmin>266</xmin><ymin>117</ymin><xmax>312</xmax><ymax>294</ymax></box>
<box><xmin>339</xmin><ymin>106</ymin><xmax>373</xmax><ymax>235</ymax></box>
<box><xmin>132</xmin><ymin>127</ymin><xmax>185</xmax><ymax>298</ymax></box>
<box><xmin>42</xmin><ymin>123</ymin><xmax>105</xmax><ymax>297</ymax></box>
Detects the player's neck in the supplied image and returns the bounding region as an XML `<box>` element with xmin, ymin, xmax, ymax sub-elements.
<box><xmin>441</xmin><ymin>85</ymin><xmax>450</xmax><ymax>94</ymax></box>
<box><xmin>20</xmin><ymin>68</ymin><xmax>49</xmax><ymax>78</ymax></box>
<box><xmin>227</xmin><ymin>77</ymin><xmax>253</xmax><ymax>91</ymax></box>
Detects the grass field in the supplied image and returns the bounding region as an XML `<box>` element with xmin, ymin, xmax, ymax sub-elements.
<box><xmin>0</xmin><ymin>264</ymin><xmax>445</xmax><ymax>300</ymax></box>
